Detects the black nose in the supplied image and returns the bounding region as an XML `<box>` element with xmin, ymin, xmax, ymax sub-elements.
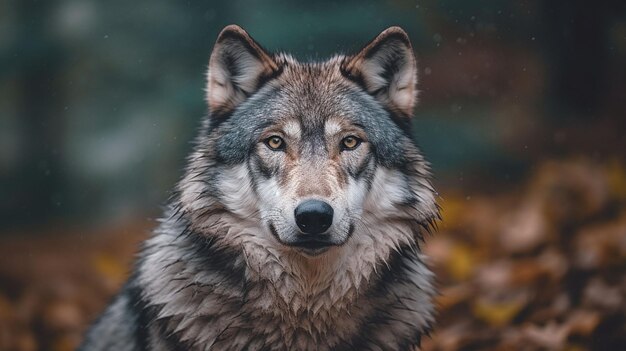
<box><xmin>294</xmin><ymin>200</ymin><xmax>334</xmax><ymax>234</ymax></box>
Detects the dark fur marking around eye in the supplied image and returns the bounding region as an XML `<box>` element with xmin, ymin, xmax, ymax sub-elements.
<box><xmin>250</xmin><ymin>152</ymin><xmax>275</xmax><ymax>179</ymax></box>
<box><xmin>215</xmin><ymin>117</ymin><xmax>275</xmax><ymax>165</ymax></box>
<box><xmin>349</xmin><ymin>153</ymin><xmax>373</xmax><ymax>179</ymax></box>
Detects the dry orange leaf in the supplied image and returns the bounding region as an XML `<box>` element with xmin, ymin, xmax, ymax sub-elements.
<box><xmin>607</xmin><ymin>159</ymin><xmax>626</xmax><ymax>201</ymax></box>
<box><xmin>566</xmin><ymin>309</ymin><xmax>601</xmax><ymax>336</ymax></box>
<box><xmin>436</xmin><ymin>284</ymin><xmax>472</xmax><ymax>310</ymax></box>
<box><xmin>439</xmin><ymin>194</ymin><xmax>467</xmax><ymax>230</ymax></box>
<box><xmin>91</xmin><ymin>253</ymin><xmax>127</xmax><ymax>284</ymax></box>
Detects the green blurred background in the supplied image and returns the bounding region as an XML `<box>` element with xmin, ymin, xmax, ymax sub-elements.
<box><xmin>1</xmin><ymin>0</ymin><xmax>625</xmax><ymax>230</ymax></box>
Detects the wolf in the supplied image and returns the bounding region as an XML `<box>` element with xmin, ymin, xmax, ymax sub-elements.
<box><xmin>79</xmin><ymin>25</ymin><xmax>440</xmax><ymax>351</ymax></box>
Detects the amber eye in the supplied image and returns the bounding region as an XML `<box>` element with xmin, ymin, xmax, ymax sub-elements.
<box><xmin>341</xmin><ymin>136</ymin><xmax>361</xmax><ymax>150</ymax></box>
<box><xmin>265</xmin><ymin>136</ymin><xmax>285</xmax><ymax>151</ymax></box>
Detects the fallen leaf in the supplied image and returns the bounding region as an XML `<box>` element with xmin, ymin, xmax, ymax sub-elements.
<box><xmin>91</xmin><ymin>253</ymin><xmax>128</xmax><ymax>285</ymax></box>
<box><xmin>566</xmin><ymin>309</ymin><xmax>601</xmax><ymax>336</ymax></box>
<box><xmin>520</xmin><ymin>321</ymin><xmax>569</xmax><ymax>349</ymax></box>
<box><xmin>583</xmin><ymin>278</ymin><xmax>623</xmax><ymax>310</ymax></box>
<box><xmin>472</xmin><ymin>294</ymin><xmax>527</xmax><ymax>327</ymax></box>
<box><xmin>447</xmin><ymin>244</ymin><xmax>476</xmax><ymax>281</ymax></box>
<box><xmin>499</xmin><ymin>202</ymin><xmax>548</xmax><ymax>254</ymax></box>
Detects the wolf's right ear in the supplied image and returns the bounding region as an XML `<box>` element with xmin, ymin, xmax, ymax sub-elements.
<box><xmin>341</xmin><ymin>27</ymin><xmax>418</xmax><ymax>118</ymax></box>
<box><xmin>206</xmin><ymin>25</ymin><xmax>280</xmax><ymax>114</ymax></box>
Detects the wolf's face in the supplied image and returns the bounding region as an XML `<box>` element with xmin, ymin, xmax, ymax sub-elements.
<box><xmin>180</xmin><ymin>25</ymin><xmax>438</xmax><ymax>260</ymax></box>
<box><xmin>249</xmin><ymin>108</ymin><xmax>372</xmax><ymax>255</ymax></box>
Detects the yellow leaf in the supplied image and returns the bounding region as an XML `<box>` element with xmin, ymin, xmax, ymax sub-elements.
<box><xmin>447</xmin><ymin>244</ymin><xmax>475</xmax><ymax>281</ymax></box>
<box><xmin>439</xmin><ymin>194</ymin><xmax>466</xmax><ymax>230</ymax></box>
<box><xmin>472</xmin><ymin>298</ymin><xmax>525</xmax><ymax>327</ymax></box>
<box><xmin>607</xmin><ymin>159</ymin><xmax>626</xmax><ymax>201</ymax></box>
<box><xmin>92</xmin><ymin>253</ymin><xmax>127</xmax><ymax>283</ymax></box>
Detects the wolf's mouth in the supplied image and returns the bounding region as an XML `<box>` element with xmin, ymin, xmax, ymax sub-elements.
<box><xmin>292</xmin><ymin>239</ymin><xmax>334</xmax><ymax>256</ymax></box>
<box><xmin>297</xmin><ymin>246</ymin><xmax>331</xmax><ymax>256</ymax></box>
<box><xmin>287</xmin><ymin>238</ymin><xmax>336</xmax><ymax>256</ymax></box>
<box><xmin>268</xmin><ymin>222</ymin><xmax>336</xmax><ymax>256</ymax></box>
<box><xmin>292</xmin><ymin>239</ymin><xmax>333</xmax><ymax>250</ymax></box>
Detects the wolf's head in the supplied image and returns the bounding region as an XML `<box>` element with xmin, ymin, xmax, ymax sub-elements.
<box><xmin>179</xmin><ymin>25</ymin><xmax>438</xmax><ymax>261</ymax></box>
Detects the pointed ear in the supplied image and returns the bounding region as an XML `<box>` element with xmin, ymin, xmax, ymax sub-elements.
<box><xmin>206</xmin><ymin>25</ymin><xmax>280</xmax><ymax>114</ymax></box>
<box><xmin>341</xmin><ymin>27</ymin><xmax>418</xmax><ymax>117</ymax></box>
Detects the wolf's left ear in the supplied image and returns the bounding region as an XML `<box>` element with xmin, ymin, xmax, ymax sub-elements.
<box><xmin>207</xmin><ymin>25</ymin><xmax>280</xmax><ymax>114</ymax></box>
<box><xmin>341</xmin><ymin>27</ymin><xmax>418</xmax><ymax>117</ymax></box>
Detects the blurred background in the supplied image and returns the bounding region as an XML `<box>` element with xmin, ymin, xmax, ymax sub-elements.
<box><xmin>1</xmin><ymin>0</ymin><xmax>625</xmax><ymax>350</ymax></box>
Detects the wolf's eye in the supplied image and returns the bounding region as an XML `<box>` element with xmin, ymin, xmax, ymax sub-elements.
<box><xmin>341</xmin><ymin>136</ymin><xmax>361</xmax><ymax>150</ymax></box>
<box><xmin>265</xmin><ymin>136</ymin><xmax>285</xmax><ymax>151</ymax></box>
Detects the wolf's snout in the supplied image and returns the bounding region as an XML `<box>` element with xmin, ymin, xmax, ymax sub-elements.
<box><xmin>294</xmin><ymin>200</ymin><xmax>334</xmax><ymax>234</ymax></box>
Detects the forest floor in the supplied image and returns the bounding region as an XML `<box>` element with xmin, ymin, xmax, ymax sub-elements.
<box><xmin>1</xmin><ymin>158</ymin><xmax>625</xmax><ymax>351</ymax></box>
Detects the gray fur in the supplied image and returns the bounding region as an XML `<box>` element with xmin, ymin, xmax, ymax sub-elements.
<box><xmin>80</xmin><ymin>25</ymin><xmax>439</xmax><ymax>351</ymax></box>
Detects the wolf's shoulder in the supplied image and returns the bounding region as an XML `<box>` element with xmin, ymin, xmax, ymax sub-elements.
<box><xmin>78</xmin><ymin>282</ymin><xmax>143</xmax><ymax>351</ymax></box>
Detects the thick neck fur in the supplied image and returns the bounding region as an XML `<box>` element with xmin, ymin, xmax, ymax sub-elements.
<box><xmin>138</xmin><ymin>210</ymin><xmax>435</xmax><ymax>351</ymax></box>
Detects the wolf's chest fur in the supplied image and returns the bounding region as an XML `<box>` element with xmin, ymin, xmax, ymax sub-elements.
<box><xmin>135</xmin><ymin>214</ymin><xmax>434</xmax><ymax>350</ymax></box>
<box><xmin>80</xmin><ymin>25</ymin><xmax>439</xmax><ymax>351</ymax></box>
